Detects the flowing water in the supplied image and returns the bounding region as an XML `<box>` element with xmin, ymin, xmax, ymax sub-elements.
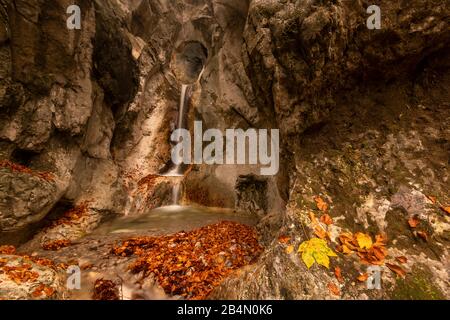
<box><xmin>164</xmin><ymin>84</ymin><xmax>189</xmax><ymax>178</ymax></box>
<box><xmin>162</xmin><ymin>84</ymin><xmax>190</xmax><ymax>205</ymax></box>
<box><xmin>93</xmin><ymin>205</ymin><xmax>257</xmax><ymax>236</ymax></box>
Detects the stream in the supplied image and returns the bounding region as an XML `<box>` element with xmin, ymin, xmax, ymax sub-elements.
<box><xmin>94</xmin><ymin>205</ymin><xmax>257</xmax><ymax>237</ymax></box>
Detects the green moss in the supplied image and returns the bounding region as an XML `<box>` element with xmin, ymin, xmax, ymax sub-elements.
<box><xmin>391</xmin><ymin>266</ymin><xmax>444</xmax><ymax>300</ymax></box>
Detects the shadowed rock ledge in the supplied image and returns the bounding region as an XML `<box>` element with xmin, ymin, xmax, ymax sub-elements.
<box><xmin>0</xmin><ymin>0</ymin><xmax>449</xmax><ymax>300</ymax></box>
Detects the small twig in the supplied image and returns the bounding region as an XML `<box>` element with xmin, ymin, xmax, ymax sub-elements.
<box><xmin>300</xmin><ymin>219</ymin><xmax>310</xmax><ymax>240</ymax></box>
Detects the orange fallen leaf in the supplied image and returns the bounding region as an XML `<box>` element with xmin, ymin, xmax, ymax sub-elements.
<box><xmin>334</xmin><ymin>267</ymin><xmax>344</xmax><ymax>283</ymax></box>
<box><xmin>314</xmin><ymin>226</ymin><xmax>328</xmax><ymax>239</ymax></box>
<box><xmin>416</xmin><ymin>231</ymin><xmax>428</xmax><ymax>242</ymax></box>
<box><xmin>440</xmin><ymin>206</ymin><xmax>450</xmax><ymax>215</ymax></box>
<box><xmin>357</xmin><ymin>273</ymin><xmax>369</xmax><ymax>282</ymax></box>
<box><xmin>309</xmin><ymin>212</ymin><xmax>318</xmax><ymax>224</ymax></box>
<box><xmin>327</xmin><ymin>282</ymin><xmax>340</xmax><ymax>296</ymax></box>
<box><xmin>374</xmin><ymin>234</ymin><xmax>387</xmax><ymax>246</ymax></box>
<box><xmin>408</xmin><ymin>216</ymin><xmax>420</xmax><ymax>228</ymax></box>
<box><xmin>320</xmin><ymin>214</ymin><xmax>333</xmax><ymax>225</ymax></box>
<box><xmin>426</xmin><ymin>195</ymin><xmax>436</xmax><ymax>204</ymax></box>
<box><xmin>278</xmin><ymin>235</ymin><xmax>291</xmax><ymax>244</ymax></box>
<box><xmin>285</xmin><ymin>245</ymin><xmax>294</xmax><ymax>254</ymax></box>
<box><xmin>314</xmin><ymin>196</ymin><xmax>328</xmax><ymax>212</ymax></box>
<box><xmin>0</xmin><ymin>245</ymin><xmax>16</xmax><ymax>255</ymax></box>
<box><xmin>386</xmin><ymin>263</ymin><xmax>407</xmax><ymax>278</ymax></box>
<box><xmin>341</xmin><ymin>244</ymin><xmax>353</xmax><ymax>255</ymax></box>
<box><xmin>396</xmin><ymin>256</ymin><xmax>407</xmax><ymax>264</ymax></box>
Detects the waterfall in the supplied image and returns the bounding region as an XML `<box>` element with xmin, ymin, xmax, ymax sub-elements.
<box><xmin>172</xmin><ymin>181</ymin><xmax>181</xmax><ymax>205</ymax></box>
<box><xmin>177</xmin><ymin>84</ymin><xmax>188</xmax><ymax>130</ymax></box>
<box><xmin>163</xmin><ymin>84</ymin><xmax>190</xmax><ymax>204</ymax></box>
<box><xmin>164</xmin><ymin>84</ymin><xmax>190</xmax><ymax>178</ymax></box>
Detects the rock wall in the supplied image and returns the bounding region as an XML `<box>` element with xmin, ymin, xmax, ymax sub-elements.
<box><xmin>0</xmin><ymin>0</ymin><xmax>449</xmax><ymax>300</ymax></box>
<box><xmin>212</xmin><ymin>0</ymin><xmax>450</xmax><ymax>299</ymax></box>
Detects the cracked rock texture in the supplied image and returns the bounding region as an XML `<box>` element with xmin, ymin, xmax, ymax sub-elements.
<box><xmin>0</xmin><ymin>0</ymin><xmax>449</xmax><ymax>300</ymax></box>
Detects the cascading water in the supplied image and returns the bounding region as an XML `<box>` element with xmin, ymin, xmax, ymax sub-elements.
<box><xmin>163</xmin><ymin>84</ymin><xmax>190</xmax><ymax>204</ymax></box>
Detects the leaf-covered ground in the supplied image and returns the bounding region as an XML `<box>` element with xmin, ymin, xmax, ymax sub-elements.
<box><xmin>112</xmin><ymin>221</ymin><xmax>263</xmax><ymax>299</ymax></box>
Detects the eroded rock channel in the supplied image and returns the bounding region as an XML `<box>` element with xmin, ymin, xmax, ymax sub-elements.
<box><xmin>0</xmin><ymin>0</ymin><xmax>449</xmax><ymax>300</ymax></box>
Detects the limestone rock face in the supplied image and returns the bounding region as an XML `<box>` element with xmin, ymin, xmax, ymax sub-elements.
<box><xmin>0</xmin><ymin>0</ymin><xmax>449</xmax><ymax>300</ymax></box>
<box><xmin>241</xmin><ymin>0</ymin><xmax>450</xmax><ymax>137</ymax></box>
<box><xmin>0</xmin><ymin>167</ymin><xmax>57</xmax><ymax>232</ymax></box>
<box><xmin>211</xmin><ymin>0</ymin><xmax>450</xmax><ymax>300</ymax></box>
<box><xmin>0</xmin><ymin>254</ymin><xmax>65</xmax><ymax>300</ymax></box>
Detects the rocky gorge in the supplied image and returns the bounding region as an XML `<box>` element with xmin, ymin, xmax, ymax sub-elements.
<box><xmin>0</xmin><ymin>0</ymin><xmax>449</xmax><ymax>300</ymax></box>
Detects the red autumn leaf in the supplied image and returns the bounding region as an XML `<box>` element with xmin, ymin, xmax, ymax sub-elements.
<box><xmin>357</xmin><ymin>273</ymin><xmax>369</xmax><ymax>282</ymax></box>
<box><xmin>396</xmin><ymin>256</ymin><xmax>408</xmax><ymax>264</ymax></box>
<box><xmin>386</xmin><ymin>263</ymin><xmax>407</xmax><ymax>278</ymax></box>
<box><xmin>278</xmin><ymin>235</ymin><xmax>291</xmax><ymax>244</ymax></box>
<box><xmin>327</xmin><ymin>282</ymin><xmax>340</xmax><ymax>296</ymax></box>
<box><xmin>334</xmin><ymin>267</ymin><xmax>344</xmax><ymax>283</ymax></box>
<box><xmin>408</xmin><ymin>216</ymin><xmax>420</xmax><ymax>228</ymax></box>
<box><xmin>320</xmin><ymin>214</ymin><xmax>333</xmax><ymax>225</ymax></box>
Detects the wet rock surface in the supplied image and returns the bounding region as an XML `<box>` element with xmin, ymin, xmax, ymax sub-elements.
<box><xmin>0</xmin><ymin>0</ymin><xmax>449</xmax><ymax>300</ymax></box>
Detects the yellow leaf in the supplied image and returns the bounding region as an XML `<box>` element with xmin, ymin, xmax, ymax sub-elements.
<box><xmin>285</xmin><ymin>245</ymin><xmax>294</xmax><ymax>254</ymax></box>
<box><xmin>302</xmin><ymin>251</ymin><xmax>315</xmax><ymax>269</ymax></box>
<box><xmin>355</xmin><ymin>232</ymin><xmax>373</xmax><ymax>249</ymax></box>
<box><xmin>314</xmin><ymin>251</ymin><xmax>330</xmax><ymax>268</ymax></box>
<box><xmin>298</xmin><ymin>238</ymin><xmax>337</xmax><ymax>269</ymax></box>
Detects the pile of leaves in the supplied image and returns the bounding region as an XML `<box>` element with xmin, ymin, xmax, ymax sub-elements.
<box><xmin>0</xmin><ymin>263</ymin><xmax>40</xmax><ymax>284</ymax></box>
<box><xmin>0</xmin><ymin>245</ymin><xmax>68</xmax><ymax>270</ymax></box>
<box><xmin>42</xmin><ymin>239</ymin><xmax>72</xmax><ymax>251</ymax></box>
<box><xmin>32</xmin><ymin>284</ymin><xmax>55</xmax><ymax>298</ymax></box>
<box><xmin>39</xmin><ymin>203</ymin><xmax>91</xmax><ymax>250</ymax></box>
<box><xmin>337</xmin><ymin>232</ymin><xmax>387</xmax><ymax>265</ymax></box>
<box><xmin>92</xmin><ymin>279</ymin><xmax>120</xmax><ymax>300</ymax></box>
<box><xmin>0</xmin><ymin>245</ymin><xmax>16</xmax><ymax>255</ymax></box>
<box><xmin>112</xmin><ymin>221</ymin><xmax>263</xmax><ymax>300</ymax></box>
<box><xmin>48</xmin><ymin>202</ymin><xmax>90</xmax><ymax>228</ymax></box>
<box><xmin>0</xmin><ymin>160</ymin><xmax>54</xmax><ymax>181</ymax></box>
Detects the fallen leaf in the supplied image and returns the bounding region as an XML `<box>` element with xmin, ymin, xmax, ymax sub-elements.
<box><xmin>320</xmin><ymin>214</ymin><xmax>333</xmax><ymax>225</ymax></box>
<box><xmin>314</xmin><ymin>196</ymin><xmax>328</xmax><ymax>212</ymax></box>
<box><xmin>440</xmin><ymin>206</ymin><xmax>450</xmax><ymax>215</ymax></box>
<box><xmin>309</xmin><ymin>212</ymin><xmax>318</xmax><ymax>224</ymax></box>
<box><xmin>426</xmin><ymin>195</ymin><xmax>437</xmax><ymax>204</ymax></box>
<box><xmin>92</xmin><ymin>279</ymin><xmax>120</xmax><ymax>300</ymax></box>
<box><xmin>334</xmin><ymin>267</ymin><xmax>344</xmax><ymax>283</ymax></box>
<box><xmin>327</xmin><ymin>282</ymin><xmax>340</xmax><ymax>296</ymax></box>
<box><xmin>357</xmin><ymin>273</ymin><xmax>369</xmax><ymax>282</ymax></box>
<box><xmin>298</xmin><ymin>238</ymin><xmax>337</xmax><ymax>269</ymax></box>
<box><xmin>416</xmin><ymin>231</ymin><xmax>428</xmax><ymax>242</ymax></box>
<box><xmin>278</xmin><ymin>235</ymin><xmax>291</xmax><ymax>244</ymax></box>
<box><xmin>112</xmin><ymin>221</ymin><xmax>263</xmax><ymax>300</ymax></box>
<box><xmin>285</xmin><ymin>245</ymin><xmax>294</xmax><ymax>254</ymax></box>
<box><xmin>341</xmin><ymin>244</ymin><xmax>353</xmax><ymax>255</ymax></box>
<box><xmin>396</xmin><ymin>256</ymin><xmax>407</xmax><ymax>264</ymax></box>
<box><xmin>355</xmin><ymin>232</ymin><xmax>373</xmax><ymax>249</ymax></box>
<box><xmin>0</xmin><ymin>245</ymin><xmax>16</xmax><ymax>255</ymax></box>
<box><xmin>386</xmin><ymin>263</ymin><xmax>407</xmax><ymax>278</ymax></box>
<box><xmin>314</xmin><ymin>226</ymin><xmax>327</xmax><ymax>239</ymax></box>
<box><xmin>374</xmin><ymin>234</ymin><xmax>387</xmax><ymax>246</ymax></box>
<box><xmin>408</xmin><ymin>216</ymin><xmax>420</xmax><ymax>228</ymax></box>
